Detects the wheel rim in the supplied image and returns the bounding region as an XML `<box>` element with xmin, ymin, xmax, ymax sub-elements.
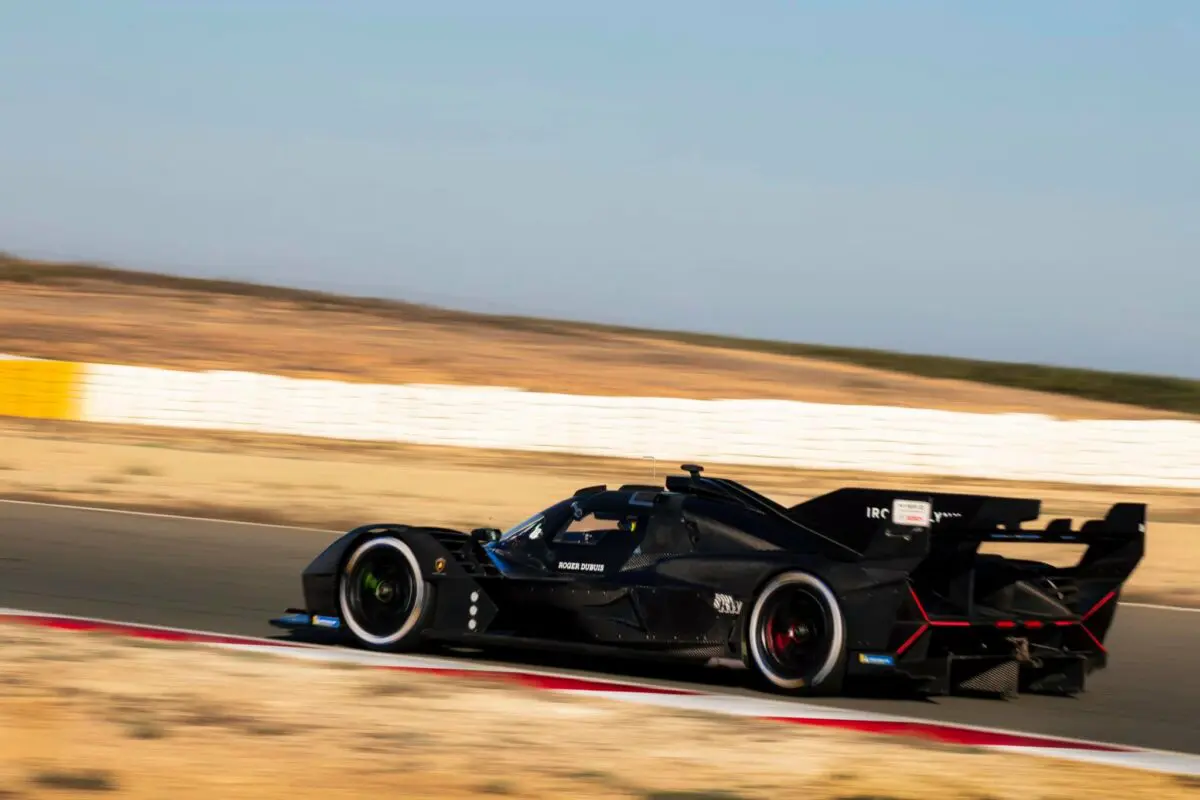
<box><xmin>748</xmin><ymin>573</ymin><xmax>844</xmax><ymax>690</ymax></box>
<box><xmin>339</xmin><ymin>537</ymin><xmax>425</xmax><ymax>647</ymax></box>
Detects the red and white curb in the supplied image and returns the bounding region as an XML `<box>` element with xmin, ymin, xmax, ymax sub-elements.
<box><xmin>2</xmin><ymin>608</ymin><xmax>1198</xmax><ymax>778</ymax></box>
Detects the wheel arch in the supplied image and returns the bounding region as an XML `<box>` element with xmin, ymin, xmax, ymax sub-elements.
<box><xmin>333</xmin><ymin>525</ymin><xmax>464</xmax><ymax>651</ymax></box>
<box><xmin>738</xmin><ymin>563</ymin><xmax>839</xmax><ymax>650</ymax></box>
<box><xmin>740</xmin><ymin>565</ymin><xmax>851</xmax><ymax>694</ymax></box>
<box><xmin>305</xmin><ymin>523</ymin><xmax>464</xmax><ymax>581</ymax></box>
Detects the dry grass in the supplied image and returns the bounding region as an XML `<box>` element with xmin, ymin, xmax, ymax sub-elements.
<box><xmin>0</xmin><ymin>621</ymin><xmax>1194</xmax><ymax>799</ymax></box>
<box><xmin>2</xmin><ymin>417</ymin><xmax>1197</xmax><ymax>606</ymax></box>
<box><xmin>0</xmin><ymin>280</ymin><xmax>1186</xmax><ymax>419</ymax></box>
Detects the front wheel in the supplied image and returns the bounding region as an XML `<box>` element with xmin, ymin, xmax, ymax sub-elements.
<box><xmin>338</xmin><ymin>536</ymin><xmax>435</xmax><ymax>651</ymax></box>
<box><xmin>745</xmin><ymin>571</ymin><xmax>847</xmax><ymax>695</ymax></box>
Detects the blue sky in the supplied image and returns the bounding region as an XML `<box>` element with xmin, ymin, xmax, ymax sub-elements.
<box><xmin>2</xmin><ymin>1</ymin><xmax>1197</xmax><ymax>377</ymax></box>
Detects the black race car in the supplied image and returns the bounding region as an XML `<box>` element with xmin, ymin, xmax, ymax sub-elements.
<box><xmin>271</xmin><ymin>464</ymin><xmax>1144</xmax><ymax>698</ymax></box>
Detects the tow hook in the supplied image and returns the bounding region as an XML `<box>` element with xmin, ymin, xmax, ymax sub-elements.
<box><xmin>1007</xmin><ymin>636</ymin><xmax>1043</xmax><ymax>668</ymax></box>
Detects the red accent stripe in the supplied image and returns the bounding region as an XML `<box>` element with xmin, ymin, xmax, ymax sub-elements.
<box><xmin>910</xmin><ymin>586</ymin><xmax>970</xmax><ymax>627</ymax></box>
<box><xmin>761</xmin><ymin>717</ymin><xmax>1130</xmax><ymax>752</ymax></box>
<box><xmin>996</xmin><ymin>621</ymin><xmax>1017</xmax><ymax>629</ymax></box>
<box><xmin>894</xmin><ymin>623</ymin><xmax>928</xmax><ymax>656</ymax></box>
<box><xmin>1072</xmin><ymin>591</ymin><xmax>1117</xmax><ymax>653</ymax></box>
<box><xmin>908</xmin><ymin>586</ymin><xmax>930</xmax><ymax>621</ymax></box>
<box><xmin>1083</xmin><ymin>591</ymin><xmax>1117</xmax><ymax>621</ymax></box>
<box><xmin>1079</xmin><ymin>623</ymin><xmax>1108</xmax><ymax>654</ymax></box>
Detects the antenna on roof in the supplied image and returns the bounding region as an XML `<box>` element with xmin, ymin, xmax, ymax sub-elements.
<box><xmin>643</xmin><ymin>455</ymin><xmax>657</xmax><ymax>481</ymax></box>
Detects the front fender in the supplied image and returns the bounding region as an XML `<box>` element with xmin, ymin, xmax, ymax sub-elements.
<box><xmin>299</xmin><ymin>524</ymin><xmax>497</xmax><ymax>634</ymax></box>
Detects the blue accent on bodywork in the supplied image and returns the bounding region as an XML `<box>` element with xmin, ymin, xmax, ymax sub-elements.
<box><xmin>268</xmin><ymin>611</ymin><xmax>341</xmax><ymax>630</ymax></box>
<box><xmin>483</xmin><ymin>545</ymin><xmax>517</xmax><ymax>576</ymax></box>
<box><xmin>859</xmin><ymin>653</ymin><xmax>896</xmax><ymax>666</ymax></box>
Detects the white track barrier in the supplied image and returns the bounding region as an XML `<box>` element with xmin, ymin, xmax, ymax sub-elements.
<box><xmin>72</xmin><ymin>363</ymin><xmax>1200</xmax><ymax>490</ymax></box>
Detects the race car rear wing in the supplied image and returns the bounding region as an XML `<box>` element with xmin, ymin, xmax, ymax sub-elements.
<box><xmin>786</xmin><ymin>487</ymin><xmax>1145</xmax><ymax>579</ymax></box>
<box><xmin>787</xmin><ymin>487</ymin><xmax>1146</xmax><ymax>623</ymax></box>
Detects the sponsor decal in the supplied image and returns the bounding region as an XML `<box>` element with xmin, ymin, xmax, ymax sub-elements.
<box><xmin>713</xmin><ymin>593</ymin><xmax>743</xmax><ymax>616</ymax></box>
<box><xmin>434</xmin><ymin>557</ymin><xmax>446</xmax><ymax>573</ymax></box>
<box><xmin>866</xmin><ymin>505</ymin><xmax>962</xmax><ymax>525</ymax></box>
<box><xmin>891</xmin><ymin>499</ymin><xmax>932</xmax><ymax>528</ymax></box>
<box><xmin>858</xmin><ymin>653</ymin><xmax>895</xmax><ymax>666</ymax></box>
<box><xmin>558</xmin><ymin>561</ymin><xmax>605</xmax><ymax>573</ymax></box>
<box><xmin>311</xmin><ymin>615</ymin><xmax>341</xmax><ymax>628</ymax></box>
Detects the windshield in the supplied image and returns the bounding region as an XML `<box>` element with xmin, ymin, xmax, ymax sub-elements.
<box><xmin>499</xmin><ymin>513</ymin><xmax>545</xmax><ymax>542</ymax></box>
<box><xmin>495</xmin><ymin>498</ymin><xmax>575</xmax><ymax>546</ymax></box>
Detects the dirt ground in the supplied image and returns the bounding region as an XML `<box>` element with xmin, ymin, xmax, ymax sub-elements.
<box><xmin>1</xmin><ymin>622</ymin><xmax>1195</xmax><ymax>800</ymax></box>
<box><xmin>2</xmin><ymin>418</ymin><xmax>1197</xmax><ymax>607</ymax></box>
<box><xmin>0</xmin><ymin>279</ymin><xmax>1182</xmax><ymax>418</ymax></box>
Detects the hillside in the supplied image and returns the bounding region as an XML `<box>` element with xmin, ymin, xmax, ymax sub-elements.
<box><xmin>1</xmin><ymin>252</ymin><xmax>1196</xmax><ymax>419</ymax></box>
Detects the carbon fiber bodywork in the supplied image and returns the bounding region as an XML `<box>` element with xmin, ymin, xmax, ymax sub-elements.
<box><xmin>273</xmin><ymin>465</ymin><xmax>1144</xmax><ymax>698</ymax></box>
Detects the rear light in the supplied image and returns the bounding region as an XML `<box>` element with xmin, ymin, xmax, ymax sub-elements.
<box><xmin>898</xmin><ymin>586</ymin><xmax>1106</xmax><ymax>655</ymax></box>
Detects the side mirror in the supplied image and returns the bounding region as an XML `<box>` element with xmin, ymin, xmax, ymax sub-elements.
<box><xmin>471</xmin><ymin>527</ymin><xmax>501</xmax><ymax>544</ymax></box>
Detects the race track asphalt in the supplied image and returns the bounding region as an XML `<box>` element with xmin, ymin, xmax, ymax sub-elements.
<box><xmin>2</xmin><ymin>500</ymin><xmax>1198</xmax><ymax>754</ymax></box>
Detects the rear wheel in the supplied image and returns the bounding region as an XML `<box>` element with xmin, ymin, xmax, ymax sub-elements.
<box><xmin>339</xmin><ymin>536</ymin><xmax>434</xmax><ymax>651</ymax></box>
<box><xmin>746</xmin><ymin>571</ymin><xmax>847</xmax><ymax>694</ymax></box>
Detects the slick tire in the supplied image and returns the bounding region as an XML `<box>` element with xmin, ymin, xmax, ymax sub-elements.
<box><xmin>338</xmin><ymin>535</ymin><xmax>437</xmax><ymax>652</ymax></box>
<box><xmin>745</xmin><ymin>571</ymin><xmax>847</xmax><ymax>696</ymax></box>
